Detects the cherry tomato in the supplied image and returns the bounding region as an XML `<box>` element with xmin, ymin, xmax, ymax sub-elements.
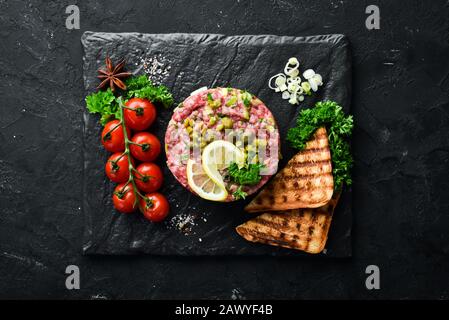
<box><xmin>105</xmin><ymin>152</ymin><xmax>134</xmax><ymax>183</ymax></box>
<box><xmin>139</xmin><ymin>192</ymin><xmax>170</xmax><ymax>222</ymax></box>
<box><xmin>101</xmin><ymin>120</ymin><xmax>131</xmax><ymax>153</ymax></box>
<box><xmin>112</xmin><ymin>183</ymin><xmax>137</xmax><ymax>213</ymax></box>
<box><xmin>124</xmin><ymin>98</ymin><xmax>157</xmax><ymax>131</ymax></box>
<box><xmin>129</xmin><ymin>132</ymin><xmax>161</xmax><ymax>162</ymax></box>
<box><xmin>134</xmin><ymin>163</ymin><xmax>164</xmax><ymax>193</ymax></box>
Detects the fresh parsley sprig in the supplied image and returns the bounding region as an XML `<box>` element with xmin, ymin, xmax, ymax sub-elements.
<box><xmin>286</xmin><ymin>100</ymin><xmax>353</xmax><ymax>190</ymax></box>
<box><xmin>228</xmin><ymin>162</ymin><xmax>264</xmax><ymax>186</ymax></box>
<box><xmin>232</xmin><ymin>186</ymin><xmax>247</xmax><ymax>200</ymax></box>
<box><xmin>85</xmin><ymin>88</ymin><xmax>121</xmax><ymax>125</ymax></box>
<box><xmin>125</xmin><ymin>76</ymin><xmax>173</xmax><ymax>108</ymax></box>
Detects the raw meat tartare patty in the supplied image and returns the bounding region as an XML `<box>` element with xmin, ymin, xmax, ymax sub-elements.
<box><xmin>165</xmin><ymin>87</ymin><xmax>280</xmax><ymax>201</ymax></box>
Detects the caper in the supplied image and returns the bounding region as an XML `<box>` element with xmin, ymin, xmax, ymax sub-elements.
<box><xmin>209</xmin><ymin>116</ymin><xmax>217</xmax><ymax>126</ymax></box>
<box><xmin>205</xmin><ymin>106</ymin><xmax>213</xmax><ymax>115</ymax></box>
<box><xmin>208</xmin><ymin>135</ymin><xmax>216</xmax><ymax>142</ymax></box>
<box><xmin>221</xmin><ymin>117</ymin><xmax>233</xmax><ymax>129</ymax></box>
<box><xmin>226</xmin><ymin>96</ymin><xmax>238</xmax><ymax>107</ymax></box>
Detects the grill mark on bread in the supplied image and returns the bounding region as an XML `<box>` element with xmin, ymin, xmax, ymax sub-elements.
<box><xmin>279</xmin><ymin>181</ymin><xmax>287</xmax><ymax>190</ymax></box>
<box><xmin>237</xmin><ymin>227</ymin><xmax>307</xmax><ymax>251</ymax></box>
<box><xmin>282</xmin><ymin>172</ymin><xmax>333</xmax><ymax>179</ymax></box>
<box><xmin>299</xmin><ymin>147</ymin><xmax>329</xmax><ymax>154</ymax></box>
<box><xmin>288</xmin><ymin>160</ymin><xmax>331</xmax><ymax>167</ymax></box>
<box><xmin>249</xmin><ymin>215</ymin><xmax>308</xmax><ymax>236</ymax></box>
<box><xmin>237</xmin><ymin>228</ymin><xmax>295</xmax><ymax>247</ymax></box>
<box><xmin>237</xmin><ymin>194</ymin><xmax>340</xmax><ymax>254</ymax></box>
<box><xmin>245</xmin><ymin>127</ymin><xmax>334</xmax><ymax>213</ymax></box>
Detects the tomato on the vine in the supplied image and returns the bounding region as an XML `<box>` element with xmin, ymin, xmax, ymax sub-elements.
<box><xmin>105</xmin><ymin>152</ymin><xmax>134</xmax><ymax>183</ymax></box>
<box><xmin>101</xmin><ymin>120</ymin><xmax>131</xmax><ymax>152</ymax></box>
<box><xmin>134</xmin><ymin>163</ymin><xmax>163</xmax><ymax>193</ymax></box>
<box><xmin>139</xmin><ymin>192</ymin><xmax>170</xmax><ymax>222</ymax></box>
<box><xmin>124</xmin><ymin>98</ymin><xmax>157</xmax><ymax>131</ymax></box>
<box><xmin>112</xmin><ymin>183</ymin><xmax>137</xmax><ymax>213</ymax></box>
<box><xmin>129</xmin><ymin>132</ymin><xmax>161</xmax><ymax>162</ymax></box>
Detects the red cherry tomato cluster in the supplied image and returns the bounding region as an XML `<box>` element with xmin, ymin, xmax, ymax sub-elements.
<box><xmin>101</xmin><ymin>98</ymin><xmax>170</xmax><ymax>222</ymax></box>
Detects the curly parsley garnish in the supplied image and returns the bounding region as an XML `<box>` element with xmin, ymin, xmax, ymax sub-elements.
<box><xmin>125</xmin><ymin>75</ymin><xmax>173</xmax><ymax>108</ymax></box>
<box><xmin>286</xmin><ymin>100</ymin><xmax>353</xmax><ymax>190</ymax></box>
<box><xmin>228</xmin><ymin>162</ymin><xmax>264</xmax><ymax>186</ymax></box>
<box><xmin>85</xmin><ymin>88</ymin><xmax>121</xmax><ymax>125</ymax></box>
<box><xmin>232</xmin><ymin>186</ymin><xmax>247</xmax><ymax>200</ymax></box>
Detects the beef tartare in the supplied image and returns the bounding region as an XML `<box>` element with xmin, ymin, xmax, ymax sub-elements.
<box><xmin>165</xmin><ymin>87</ymin><xmax>279</xmax><ymax>202</ymax></box>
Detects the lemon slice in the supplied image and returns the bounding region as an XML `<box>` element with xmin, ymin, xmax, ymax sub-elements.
<box><xmin>187</xmin><ymin>159</ymin><xmax>228</xmax><ymax>201</ymax></box>
<box><xmin>202</xmin><ymin>140</ymin><xmax>245</xmax><ymax>189</ymax></box>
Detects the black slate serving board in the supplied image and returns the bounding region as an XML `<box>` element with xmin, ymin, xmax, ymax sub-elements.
<box><xmin>81</xmin><ymin>32</ymin><xmax>352</xmax><ymax>257</ymax></box>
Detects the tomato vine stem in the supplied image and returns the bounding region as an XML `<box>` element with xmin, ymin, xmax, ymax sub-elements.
<box><xmin>117</xmin><ymin>97</ymin><xmax>147</xmax><ymax>207</ymax></box>
<box><xmin>102</xmin><ymin>121</ymin><xmax>122</xmax><ymax>142</ymax></box>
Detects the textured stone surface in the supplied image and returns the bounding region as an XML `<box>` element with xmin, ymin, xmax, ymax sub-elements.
<box><xmin>81</xmin><ymin>32</ymin><xmax>352</xmax><ymax>257</ymax></box>
<box><xmin>0</xmin><ymin>0</ymin><xmax>449</xmax><ymax>299</ymax></box>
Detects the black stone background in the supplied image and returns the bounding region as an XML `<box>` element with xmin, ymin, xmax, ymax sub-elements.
<box><xmin>0</xmin><ymin>0</ymin><xmax>448</xmax><ymax>299</ymax></box>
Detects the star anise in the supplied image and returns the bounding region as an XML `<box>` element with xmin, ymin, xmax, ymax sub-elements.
<box><xmin>97</xmin><ymin>56</ymin><xmax>132</xmax><ymax>92</ymax></box>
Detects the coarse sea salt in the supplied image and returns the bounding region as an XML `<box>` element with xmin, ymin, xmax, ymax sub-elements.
<box><xmin>169</xmin><ymin>213</ymin><xmax>197</xmax><ymax>235</ymax></box>
<box><xmin>139</xmin><ymin>53</ymin><xmax>171</xmax><ymax>85</ymax></box>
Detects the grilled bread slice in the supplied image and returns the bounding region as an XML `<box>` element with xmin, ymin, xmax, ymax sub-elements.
<box><xmin>245</xmin><ymin>127</ymin><xmax>333</xmax><ymax>213</ymax></box>
<box><xmin>236</xmin><ymin>194</ymin><xmax>340</xmax><ymax>254</ymax></box>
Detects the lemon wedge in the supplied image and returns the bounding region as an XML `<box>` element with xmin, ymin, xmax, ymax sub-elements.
<box><xmin>187</xmin><ymin>159</ymin><xmax>228</xmax><ymax>201</ymax></box>
<box><xmin>201</xmin><ymin>140</ymin><xmax>245</xmax><ymax>189</ymax></box>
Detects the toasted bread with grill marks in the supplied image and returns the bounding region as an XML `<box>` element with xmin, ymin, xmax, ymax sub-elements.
<box><xmin>245</xmin><ymin>127</ymin><xmax>333</xmax><ymax>213</ymax></box>
<box><xmin>236</xmin><ymin>194</ymin><xmax>340</xmax><ymax>254</ymax></box>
